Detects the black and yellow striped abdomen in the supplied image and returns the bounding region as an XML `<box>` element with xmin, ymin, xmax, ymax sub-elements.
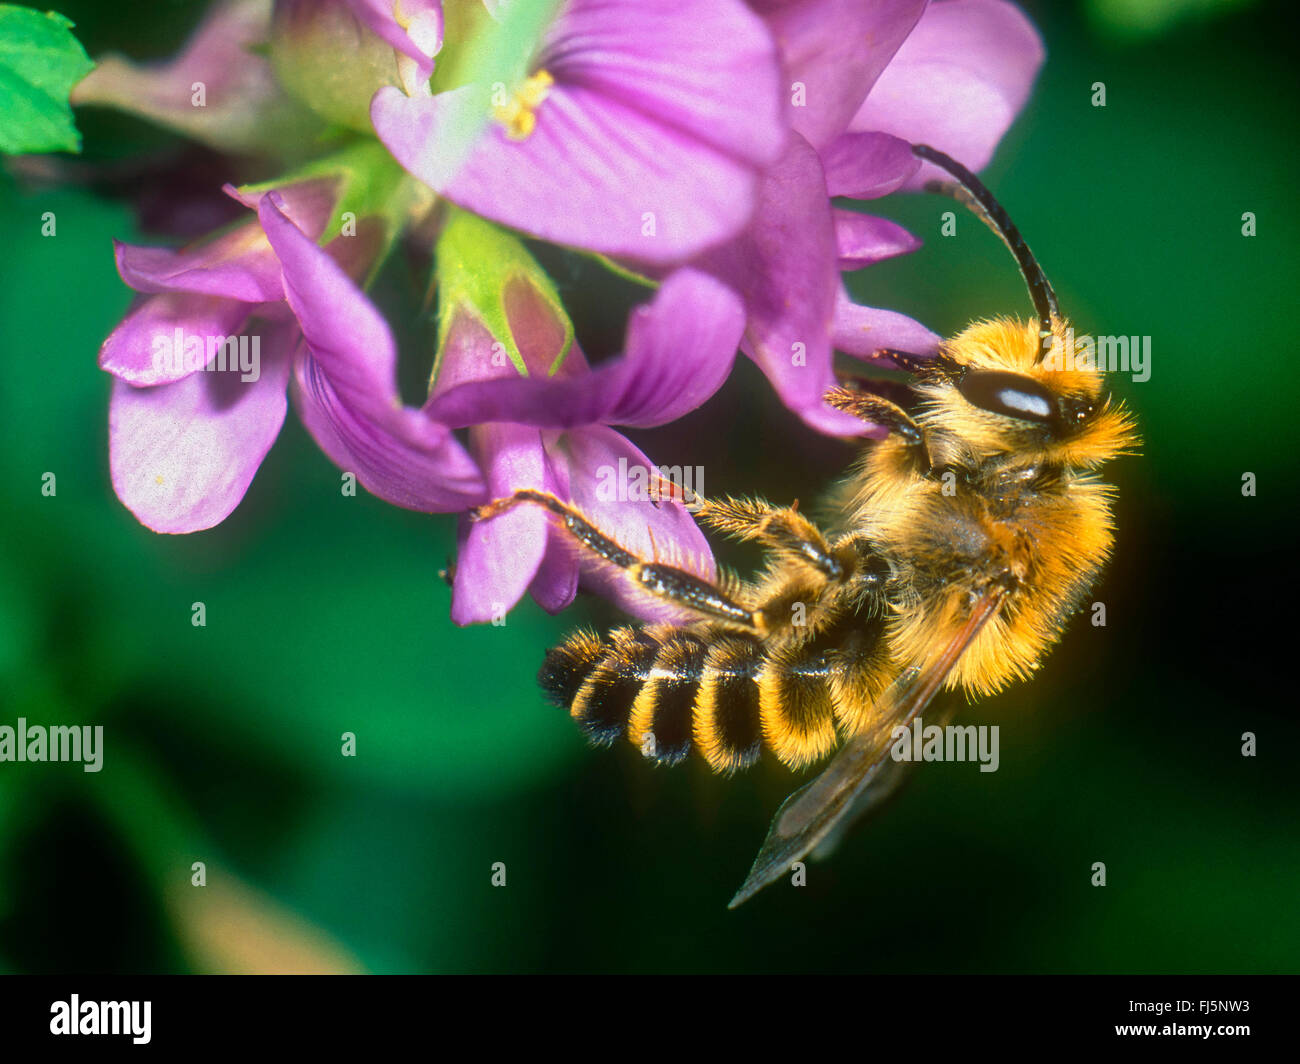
<box><xmin>539</xmin><ymin>607</ymin><xmax>895</xmax><ymax>773</ymax></box>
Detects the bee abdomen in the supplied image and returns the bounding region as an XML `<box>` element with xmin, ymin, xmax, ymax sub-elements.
<box><xmin>540</xmin><ymin>626</ymin><xmax>662</xmax><ymax>750</ymax></box>
<box><xmin>538</xmin><ymin>629</ymin><xmax>606</xmax><ymax>711</ymax></box>
<box><xmin>756</xmin><ymin>647</ymin><xmax>840</xmax><ymax>768</ymax></box>
<box><xmin>540</xmin><ymin>616</ymin><xmax>895</xmax><ymax>773</ymax></box>
<box><xmin>689</xmin><ymin>636</ymin><xmax>763</xmax><ymax>772</ymax></box>
<box><xmin>540</xmin><ymin>626</ymin><xmax>768</xmax><ymax>773</ymax></box>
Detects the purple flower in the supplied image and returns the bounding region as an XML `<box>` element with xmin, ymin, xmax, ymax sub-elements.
<box><xmin>826</xmin><ymin>0</ymin><xmax>1045</xmax><ymax>364</ymax></box>
<box><xmin>371</xmin><ymin>0</ymin><xmax>786</xmax><ymax>263</ymax></box>
<box><xmin>88</xmin><ymin>0</ymin><xmax>1047</xmax><ymax>640</ymax></box>
<box><xmin>674</xmin><ymin>0</ymin><xmax>1042</xmax><ymax>435</ymax></box>
<box><xmin>844</xmin><ymin>0</ymin><xmax>1046</xmax><ymax>188</ymax></box>
<box><xmin>103</xmin><ymin>180</ymin><xmax>483</xmax><ymax>532</ymax></box>
<box><xmin>427</xmin><ymin>268</ymin><xmax>746</xmax><ymax>624</ymax></box>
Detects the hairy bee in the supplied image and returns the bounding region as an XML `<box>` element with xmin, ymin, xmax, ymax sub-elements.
<box><xmin>471</xmin><ymin>145</ymin><xmax>1138</xmax><ymax>907</ymax></box>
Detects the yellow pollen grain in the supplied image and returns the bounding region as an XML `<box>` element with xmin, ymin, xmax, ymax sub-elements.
<box><xmin>493</xmin><ymin>69</ymin><xmax>554</xmax><ymax>141</ymax></box>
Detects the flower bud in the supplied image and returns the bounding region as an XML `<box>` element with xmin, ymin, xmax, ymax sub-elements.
<box><xmin>270</xmin><ymin>0</ymin><xmax>407</xmax><ymax>131</ymax></box>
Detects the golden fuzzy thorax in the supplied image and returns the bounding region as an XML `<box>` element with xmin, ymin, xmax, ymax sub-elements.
<box><xmin>839</xmin><ymin>315</ymin><xmax>1139</xmax><ymax>698</ymax></box>
<box><xmin>537</xmin><ymin>314</ymin><xmax>1138</xmax><ymax>774</ymax></box>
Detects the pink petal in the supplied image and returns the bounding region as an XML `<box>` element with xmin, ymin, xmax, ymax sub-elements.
<box><xmin>703</xmin><ymin>133</ymin><xmax>867</xmax><ymax>437</ymax></box>
<box><xmin>833</xmin><ymin>288</ymin><xmax>943</xmax><ymax>361</ymax></box>
<box><xmin>109</xmin><ymin>326</ymin><xmax>293</xmax><ymax>533</ymax></box>
<box><xmin>373</xmin><ymin>83</ymin><xmax>765</xmax><ymax>264</ymax></box>
<box><xmin>529</xmin><ymin>542</ymin><xmax>581</xmax><ymax>615</ymax></box>
<box><xmin>450</xmin><ymin>423</ymin><xmax>552</xmax><ymax>625</ymax></box>
<box><xmin>753</xmin><ymin>0</ymin><xmax>928</xmax><ymax>149</ymax></box>
<box><xmin>99</xmin><ymin>292</ymin><xmax>256</xmax><ymax>386</ymax></box>
<box><xmin>604</xmin><ymin>269</ymin><xmax>745</xmax><ymax>427</ymax></box>
<box><xmin>834</xmin><ymin>209</ymin><xmax>921</xmax><ymax>270</ymax></box>
<box><xmin>221</xmin><ymin>178</ymin><xmax>339</xmax><ymax>240</ymax></box>
<box><xmin>528</xmin><ymin>432</ymin><xmax>581</xmax><ymax>614</ymax></box>
<box><xmin>291</xmin><ymin>351</ymin><xmax>486</xmax><ymax>512</ymax></box>
<box><xmin>819</xmin><ymin>130</ymin><xmax>919</xmax><ymax>198</ymax></box>
<box><xmin>546</xmin><ymin>0</ymin><xmax>783</xmax><ymax>170</ymax></box>
<box><xmin>258</xmin><ymin>193</ymin><xmax>398</xmax><ymax>423</ymax></box>
<box><xmin>849</xmin><ymin>0</ymin><xmax>1046</xmax><ymax>186</ymax></box>
<box><xmin>427</xmin><ymin>269</ymin><xmax>744</xmax><ymax>430</ymax></box>
<box><xmin>259</xmin><ymin>194</ymin><xmax>484</xmax><ymax>510</ymax></box>
<box><xmin>112</xmin><ymin>229</ymin><xmax>283</xmax><ymax>304</ymax></box>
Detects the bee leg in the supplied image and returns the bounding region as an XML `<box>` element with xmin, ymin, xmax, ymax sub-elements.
<box><xmin>831</xmin><ymin>369</ymin><xmax>916</xmax><ymax>410</ymax></box>
<box><xmin>824</xmin><ymin>386</ymin><xmax>924</xmax><ymax>446</ymax></box>
<box><xmin>693</xmin><ymin>496</ymin><xmax>847</xmax><ymax>583</ymax></box>
<box><xmin>868</xmin><ymin>348</ymin><xmax>964</xmax><ymax>382</ymax></box>
<box><xmin>470</xmin><ymin>489</ymin><xmax>764</xmax><ymax>631</ymax></box>
<box><xmin>638</xmin><ymin>474</ymin><xmax>853</xmax><ymax>589</ymax></box>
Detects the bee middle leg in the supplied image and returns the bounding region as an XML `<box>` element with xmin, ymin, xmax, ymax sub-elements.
<box><xmin>640</xmin><ymin>466</ymin><xmax>852</xmax><ymax>587</ymax></box>
<box><xmin>692</xmin><ymin>496</ymin><xmax>850</xmax><ymax>583</ymax></box>
<box><xmin>471</xmin><ymin>489</ymin><xmax>763</xmax><ymax>630</ymax></box>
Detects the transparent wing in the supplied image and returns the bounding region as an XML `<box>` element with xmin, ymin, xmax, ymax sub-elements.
<box><xmin>809</xmin><ymin>692</ymin><xmax>959</xmax><ymax>862</ymax></box>
<box><xmin>727</xmin><ymin>589</ymin><xmax>1006</xmax><ymax>909</ymax></box>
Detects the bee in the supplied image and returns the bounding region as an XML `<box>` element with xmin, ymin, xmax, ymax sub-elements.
<box><xmin>469</xmin><ymin>145</ymin><xmax>1138</xmax><ymax>907</ymax></box>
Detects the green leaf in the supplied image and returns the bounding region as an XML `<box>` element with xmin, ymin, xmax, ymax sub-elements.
<box><xmin>433</xmin><ymin>208</ymin><xmax>573</xmax><ymax>381</ymax></box>
<box><xmin>0</xmin><ymin>6</ymin><xmax>93</xmax><ymax>154</ymax></box>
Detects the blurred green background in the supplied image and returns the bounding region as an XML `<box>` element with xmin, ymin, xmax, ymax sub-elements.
<box><xmin>1</xmin><ymin>0</ymin><xmax>1296</xmax><ymax>973</ymax></box>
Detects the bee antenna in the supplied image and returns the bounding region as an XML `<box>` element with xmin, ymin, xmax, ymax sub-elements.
<box><xmin>911</xmin><ymin>144</ymin><xmax>1059</xmax><ymax>361</ymax></box>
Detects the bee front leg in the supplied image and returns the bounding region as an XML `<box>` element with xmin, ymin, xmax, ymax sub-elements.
<box><xmin>470</xmin><ymin>489</ymin><xmax>764</xmax><ymax>631</ymax></box>
<box><xmin>859</xmin><ymin>348</ymin><xmax>964</xmax><ymax>382</ymax></box>
<box><xmin>824</xmin><ymin>386</ymin><xmax>924</xmax><ymax>445</ymax></box>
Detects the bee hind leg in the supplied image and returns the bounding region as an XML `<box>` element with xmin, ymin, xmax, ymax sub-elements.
<box><xmin>471</xmin><ymin>489</ymin><xmax>764</xmax><ymax>631</ymax></box>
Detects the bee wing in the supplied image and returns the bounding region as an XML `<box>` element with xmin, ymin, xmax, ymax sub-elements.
<box><xmin>809</xmin><ymin>692</ymin><xmax>960</xmax><ymax>862</ymax></box>
<box><xmin>727</xmin><ymin>589</ymin><xmax>1006</xmax><ymax>909</ymax></box>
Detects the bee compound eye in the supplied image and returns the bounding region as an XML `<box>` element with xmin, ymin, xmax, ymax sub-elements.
<box><xmin>957</xmin><ymin>370</ymin><xmax>1057</xmax><ymax>425</ymax></box>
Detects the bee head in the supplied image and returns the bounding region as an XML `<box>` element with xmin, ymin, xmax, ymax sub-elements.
<box><xmin>902</xmin><ymin>146</ymin><xmax>1140</xmax><ymax>469</ymax></box>
<box><xmin>921</xmin><ymin>316</ymin><xmax>1139</xmax><ymax>468</ymax></box>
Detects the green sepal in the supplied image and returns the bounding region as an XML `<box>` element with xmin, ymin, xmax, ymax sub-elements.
<box><xmin>432</xmin><ymin>208</ymin><xmax>573</xmax><ymax>384</ymax></box>
<box><xmin>236</xmin><ymin>139</ymin><xmax>432</xmax><ymax>282</ymax></box>
<box><xmin>589</xmin><ymin>254</ymin><xmax>659</xmax><ymax>290</ymax></box>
